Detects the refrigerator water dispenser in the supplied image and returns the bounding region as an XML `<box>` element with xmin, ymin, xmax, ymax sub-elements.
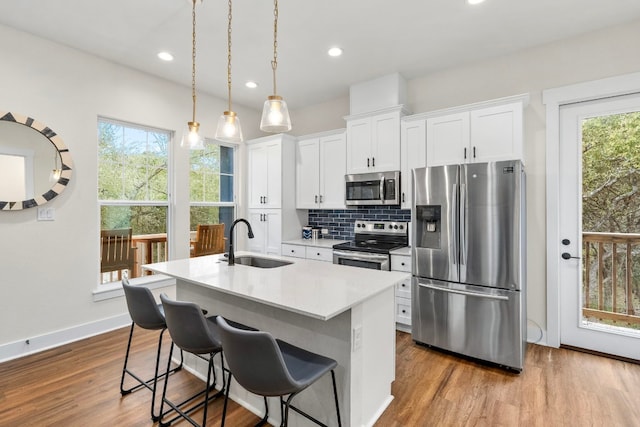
<box><xmin>416</xmin><ymin>205</ymin><xmax>441</xmax><ymax>249</ymax></box>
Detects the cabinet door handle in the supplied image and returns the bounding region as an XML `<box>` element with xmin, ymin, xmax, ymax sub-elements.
<box><xmin>473</xmin><ymin>146</ymin><xmax>476</xmax><ymax>158</ymax></box>
<box><xmin>401</xmin><ymin>283</ymin><xmax>406</xmax><ymax>288</ymax></box>
<box><xmin>315</xmin><ymin>195</ymin><xmax>318</xmax><ymax>203</ymax></box>
<box><xmin>464</xmin><ymin>147</ymin><xmax>467</xmax><ymax>159</ymax></box>
<box><xmin>401</xmin><ymin>262</ymin><xmax>405</xmax><ymax>266</ymax></box>
<box><xmin>317</xmin><ymin>252</ymin><xmax>320</xmax><ymax>256</ymax></box>
<box><xmin>264</xmin><ymin>196</ymin><xmax>267</xmax><ymax>204</ymax></box>
<box><xmin>319</xmin><ymin>195</ymin><xmax>323</xmax><ymax>203</ymax></box>
<box><xmin>367</xmin><ymin>157</ymin><xmax>370</xmax><ymax>167</ymax></box>
<box><xmin>401</xmin><ymin>309</ymin><xmax>407</xmax><ymax>314</ymax></box>
<box><xmin>402</xmin><ymin>193</ymin><xmax>405</xmax><ymax>203</ymax></box>
<box><xmin>372</xmin><ymin>157</ymin><xmax>375</xmax><ymax>167</ymax></box>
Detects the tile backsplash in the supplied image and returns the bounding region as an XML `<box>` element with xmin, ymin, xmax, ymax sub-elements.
<box><xmin>308</xmin><ymin>206</ymin><xmax>411</xmax><ymax>241</ymax></box>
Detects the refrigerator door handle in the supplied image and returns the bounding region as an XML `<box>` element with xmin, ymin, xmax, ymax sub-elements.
<box><xmin>460</xmin><ymin>183</ymin><xmax>467</xmax><ymax>266</ymax></box>
<box><xmin>418</xmin><ymin>282</ymin><xmax>510</xmax><ymax>301</ymax></box>
<box><xmin>451</xmin><ymin>183</ymin><xmax>458</xmax><ymax>266</ymax></box>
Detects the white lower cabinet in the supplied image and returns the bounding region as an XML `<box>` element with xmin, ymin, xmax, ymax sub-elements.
<box><xmin>391</xmin><ymin>253</ymin><xmax>412</xmax><ymax>331</ymax></box>
<box><xmin>248</xmin><ymin>210</ymin><xmax>282</xmax><ymax>255</ymax></box>
<box><xmin>281</xmin><ymin>243</ymin><xmax>334</xmax><ymax>262</ymax></box>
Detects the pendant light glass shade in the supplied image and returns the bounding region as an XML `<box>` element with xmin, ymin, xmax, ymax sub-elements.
<box><xmin>215</xmin><ymin>111</ymin><xmax>243</xmax><ymax>143</ymax></box>
<box><xmin>260</xmin><ymin>95</ymin><xmax>291</xmax><ymax>132</ymax></box>
<box><xmin>181</xmin><ymin>121</ymin><xmax>205</xmax><ymax>150</ymax></box>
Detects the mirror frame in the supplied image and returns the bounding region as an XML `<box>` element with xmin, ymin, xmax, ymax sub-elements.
<box><xmin>0</xmin><ymin>111</ymin><xmax>73</xmax><ymax>210</ymax></box>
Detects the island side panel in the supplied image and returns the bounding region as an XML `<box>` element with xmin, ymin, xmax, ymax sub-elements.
<box><xmin>177</xmin><ymin>279</ymin><xmax>352</xmax><ymax>427</ymax></box>
<box><xmin>349</xmin><ymin>286</ymin><xmax>396</xmax><ymax>427</ymax></box>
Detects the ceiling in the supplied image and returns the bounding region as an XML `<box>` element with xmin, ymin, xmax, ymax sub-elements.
<box><xmin>2</xmin><ymin>0</ymin><xmax>640</xmax><ymax>111</ymax></box>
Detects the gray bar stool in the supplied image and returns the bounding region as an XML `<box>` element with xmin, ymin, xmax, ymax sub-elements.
<box><xmin>216</xmin><ymin>316</ymin><xmax>342</xmax><ymax>427</ymax></box>
<box><xmin>158</xmin><ymin>293</ymin><xmax>226</xmax><ymax>427</ymax></box>
<box><xmin>120</xmin><ymin>276</ymin><xmax>184</xmax><ymax>421</ymax></box>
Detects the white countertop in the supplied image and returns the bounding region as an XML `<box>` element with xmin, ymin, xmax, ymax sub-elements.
<box><xmin>282</xmin><ymin>238</ymin><xmax>348</xmax><ymax>248</ymax></box>
<box><xmin>145</xmin><ymin>251</ymin><xmax>409</xmax><ymax>321</ymax></box>
<box><xmin>390</xmin><ymin>246</ymin><xmax>411</xmax><ymax>256</ymax></box>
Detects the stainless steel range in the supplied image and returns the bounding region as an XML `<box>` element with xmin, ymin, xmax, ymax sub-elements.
<box><xmin>332</xmin><ymin>220</ymin><xmax>408</xmax><ymax>270</ymax></box>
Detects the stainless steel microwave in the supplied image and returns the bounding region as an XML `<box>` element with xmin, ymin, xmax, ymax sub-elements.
<box><xmin>345</xmin><ymin>171</ymin><xmax>400</xmax><ymax>206</ymax></box>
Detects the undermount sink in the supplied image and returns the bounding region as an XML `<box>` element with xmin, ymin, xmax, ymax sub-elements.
<box><xmin>224</xmin><ymin>255</ymin><xmax>292</xmax><ymax>269</ymax></box>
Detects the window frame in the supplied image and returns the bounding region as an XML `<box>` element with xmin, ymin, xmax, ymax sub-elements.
<box><xmin>96</xmin><ymin>116</ymin><xmax>174</xmax><ymax>288</ymax></box>
<box><xmin>189</xmin><ymin>139</ymin><xmax>238</xmax><ymax>231</ymax></box>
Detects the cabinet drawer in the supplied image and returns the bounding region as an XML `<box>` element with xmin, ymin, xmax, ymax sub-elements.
<box><xmin>396</xmin><ymin>297</ymin><xmax>411</xmax><ymax>325</ymax></box>
<box><xmin>305</xmin><ymin>246</ymin><xmax>333</xmax><ymax>262</ymax></box>
<box><xmin>391</xmin><ymin>255</ymin><xmax>411</xmax><ymax>272</ymax></box>
<box><xmin>395</xmin><ymin>276</ymin><xmax>411</xmax><ymax>299</ymax></box>
<box><xmin>281</xmin><ymin>244</ymin><xmax>305</xmax><ymax>259</ymax></box>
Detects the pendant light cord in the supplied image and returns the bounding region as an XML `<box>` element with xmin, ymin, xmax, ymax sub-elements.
<box><xmin>271</xmin><ymin>0</ymin><xmax>279</xmax><ymax>95</ymax></box>
<box><xmin>191</xmin><ymin>0</ymin><xmax>197</xmax><ymax>122</ymax></box>
<box><xmin>227</xmin><ymin>0</ymin><xmax>233</xmax><ymax>112</ymax></box>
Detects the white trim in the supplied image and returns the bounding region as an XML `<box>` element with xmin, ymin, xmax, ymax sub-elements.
<box><xmin>0</xmin><ymin>313</ymin><xmax>131</xmax><ymax>363</ymax></box>
<box><xmin>402</xmin><ymin>93</ymin><xmax>530</xmax><ymax>122</ymax></box>
<box><xmin>542</xmin><ymin>71</ymin><xmax>640</xmax><ymax>348</ymax></box>
<box><xmin>343</xmin><ymin>104</ymin><xmax>410</xmax><ymax>121</ymax></box>
<box><xmin>92</xmin><ymin>275</ymin><xmax>176</xmax><ymax>302</ymax></box>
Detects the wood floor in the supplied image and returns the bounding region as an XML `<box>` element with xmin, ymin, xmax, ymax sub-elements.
<box><xmin>1</xmin><ymin>327</ymin><xmax>639</xmax><ymax>427</ymax></box>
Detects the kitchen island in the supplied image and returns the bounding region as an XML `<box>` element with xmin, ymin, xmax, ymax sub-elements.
<box><xmin>144</xmin><ymin>251</ymin><xmax>409</xmax><ymax>427</ymax></box>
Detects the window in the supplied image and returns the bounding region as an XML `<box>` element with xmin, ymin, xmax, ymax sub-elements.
<box><xmin>98</xmin><ymin>118</ymin><xmax>171</xmax><ymax>284</ymax></box>
<box><xmin>190</xmin><ymin>140</ymin><xmax>236</xmax><ymax>252</ymax></box>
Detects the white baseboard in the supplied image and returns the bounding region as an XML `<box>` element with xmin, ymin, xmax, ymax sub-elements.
<box><xmin>0</xmin><ymin>313</ymin><xmax>131</xmax><ymax>363</ymax></box>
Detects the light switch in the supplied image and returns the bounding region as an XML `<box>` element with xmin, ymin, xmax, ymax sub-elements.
<box><xmin>37</xmin><ymin>207</ymin><xmax>55</xmax><ymax>221</ymax></box>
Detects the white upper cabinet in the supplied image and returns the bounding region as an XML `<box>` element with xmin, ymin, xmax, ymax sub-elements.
<box><xmin>296</xmin><ymin>130</ymin><xmax>346</xmax><ymax>209</ymax></box>
<box><xmin>426</xmin><ymin>112</ymin><xmax>470</xmax><ymax>167</ymax></box>
<box><xmin>469</xmin><ymin>102</ymin><xmax>523</xmax><ymax>163</ymax></box>
<box><xmin>426</xmin><ymin>96</ymin><xmax>527</xmax><ymax>167</ymax></box>
<box><xmin>248</xmin><ymin>137</ymin><xmax>283</xmax><ymax>208</ymax></box>
<box><xmin>345</xmin><ymin>106</ymin><xmax>406</xmax><ymax>174</ymax></box>
<box><xmin>400</xmin><ymin>118</ymin><xmax>427</xmax><ymax>209</ymax></box>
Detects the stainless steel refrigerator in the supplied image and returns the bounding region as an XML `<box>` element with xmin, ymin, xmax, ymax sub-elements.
<box><xmin>411</xmin><ymin>160</ymin><xmax>526</xmax><ymax>371</ymax></box>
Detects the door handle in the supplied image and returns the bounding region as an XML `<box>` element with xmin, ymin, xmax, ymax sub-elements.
<box><xmin>315</xmin><ymin>195</ymin><xmax>318</xmax><ymax>203</ymax></box>
<box><xmin>372</xmin><ymin>157</ymin><xmax>375</xmax><ymax>167</ymax></box>
<box><xmin>562</xmin><ymin>239</ymin><xmax>570</xmax><ymax>245</ymax></box>
<box><xmin>464</xmin><ymin>147</ymin><xmax>467</xmax><ymax>159</ymax></box>
<box><xmin>402</xmin><ymin>192</ymin><xmax>405</xmax><ymax>203</ymax></box>
<box><xmin>319</xmin><ymin>195</ymin><xmax>323</xmax><ymax>203</ymax></box>
<box><xmin>561</xmin><ymin>252</ymin><xmax>580</xmax><ymax>260</ymax></box>
<box><xmin>367</xmin><ymin>158</ymin><xmax>370</xmax><ymax>167</ymax></box>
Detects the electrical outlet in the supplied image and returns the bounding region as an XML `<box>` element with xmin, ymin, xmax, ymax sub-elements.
<box><xmin>321</xmin><ymin>228</ymin><xmax>329</xmax><ymax>235</ymax></box>
<box><xmin>37</xmin><ymin>207</ymin><xmax>55</xmax><ymax>221</ymax></box>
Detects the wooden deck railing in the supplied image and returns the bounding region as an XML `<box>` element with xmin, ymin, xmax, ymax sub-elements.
<box><xmin>582</xmin><ymin>232</ymin><xmax>640</xmax><ymax>327</ymax></box>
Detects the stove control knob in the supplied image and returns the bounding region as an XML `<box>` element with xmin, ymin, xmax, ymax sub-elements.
<box><xmin>399</xmin><ymin>225</ymin><xmax>404</xmax><ymax>230</ymax></box>
<box><xmin>394</xmin><ymin>225</ymin><xmax>398</xmax><ymax>229</ymax></box>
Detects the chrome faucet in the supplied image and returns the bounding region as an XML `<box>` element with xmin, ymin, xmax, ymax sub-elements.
<box><xmin>228</xmin><ymin>218</ymin><xmax>254</xmax><ymax>266</ymax></box>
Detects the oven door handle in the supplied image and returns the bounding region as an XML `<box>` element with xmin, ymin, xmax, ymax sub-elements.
<box><xmin>333</xmin><ymin>250</ymin><xmax>389</xmax><ymax>262</ymax></box>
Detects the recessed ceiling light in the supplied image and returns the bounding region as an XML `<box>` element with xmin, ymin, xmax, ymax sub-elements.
<box><xmin>466</xmin><ymin>0</ymin><xmax>486</xmax><ymax>5</ymax></box>
<box><xmin>328</xmin><ymin>47</ymin><xmax>343</xmax><ymax>57</ymax></box>
<box><xmin>245</xmin><ymin>81</ymin><xmax>258</xmax><ymax>89</ymax></box>
<box><xmin>157</xmin><ymin>51</ymin><xmax>174</xmax><ymax>61</ymax></box>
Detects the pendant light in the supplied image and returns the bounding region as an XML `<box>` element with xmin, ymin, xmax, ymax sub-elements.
<box><xmin>215</xmin><ymin>0</ymin><xmax>243</xmax><ymax>143</ymax></box>
<box><xmin>49</xmin><ymin>150</ymin><xmax>61</xmax><ymax>182</ymax></box>
<box><xmin>259</xmin><ymin>0</ymin><xmax>292</xmax><ymax>133</ymax></box>
<box><xmin>181</xmin><ymin>0</ymin><xmax>205</xmax><ymax>150</ymax></box>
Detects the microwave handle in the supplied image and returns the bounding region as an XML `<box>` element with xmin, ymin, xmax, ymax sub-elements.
<box><xmin>380</xmin><ymin>177</ymin><xmax>385</xmax><ymax>202</ymax></box>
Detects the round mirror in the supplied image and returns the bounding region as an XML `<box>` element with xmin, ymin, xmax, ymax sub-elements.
<box><xmin>0</xmin><ymin>111</ymin><xmax>73</xmax><ymax>210</ymax></box>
